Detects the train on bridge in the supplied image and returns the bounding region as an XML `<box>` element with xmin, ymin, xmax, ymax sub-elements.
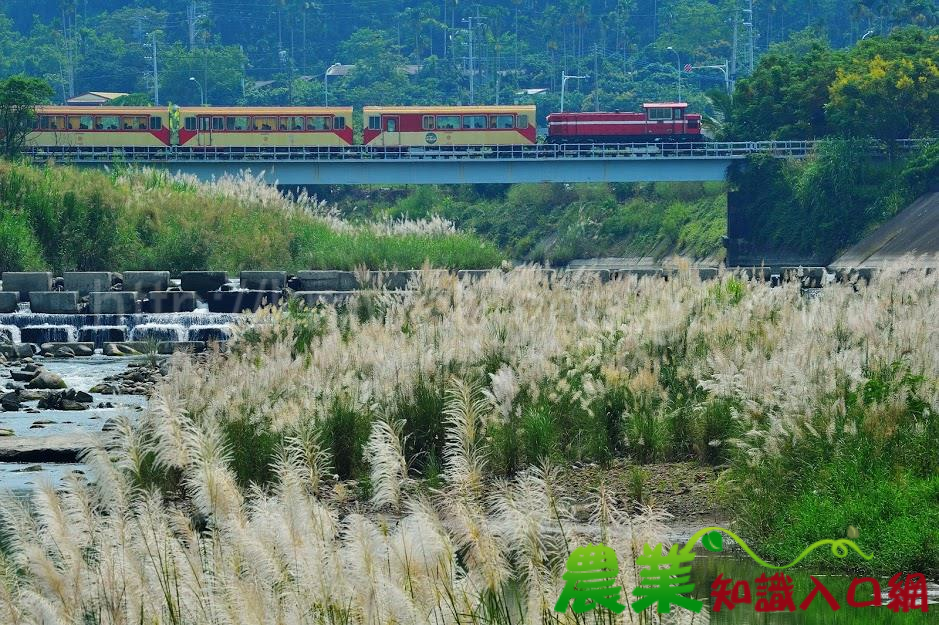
<box><xmin>28</xmin><ymin>102</ymin><xmax>702</xmax><ymax>153</ymax></box>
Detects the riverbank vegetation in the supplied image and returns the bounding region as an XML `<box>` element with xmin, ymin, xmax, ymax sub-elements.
<box><xmin>0</xmin><ymin>266</ymin><xmax>931</xmax><ymax>621</ymax></box>
<box><xmin>729</xmin><ymin>138</ymin><xmax>939</xmax><ymax>262</ymax></box>
<box><xmin>0</xmin><ymin>160</ymin><xmax>502</xmax><ymax>273</ymax></box>
<box><xmin>333</xmin><ymin>181</ymin><xmax>727</xmax><ymax>264</ymax></box>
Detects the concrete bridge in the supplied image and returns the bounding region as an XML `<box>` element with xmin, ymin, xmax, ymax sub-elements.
<box><xmin>27</xmin><ymin>141</ymin><xmax>819</xmax><ymax>185</ymax></box>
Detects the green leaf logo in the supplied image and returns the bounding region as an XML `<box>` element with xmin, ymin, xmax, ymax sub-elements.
<box><xmin>702</xmin><ymin>531</ymin><xmax>723</xmax><ymax>552</ymax></box>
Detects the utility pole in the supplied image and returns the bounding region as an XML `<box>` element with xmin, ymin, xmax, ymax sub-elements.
<box><xmin>593</xmin><ymin>44</ymin><xmax>600</xmax><ymax>111</ymax></box>
<box><xmin>730</xmin><ymin>11</ymin><xmax>738</xmax><ymax>83</ymax></box>
<box><xmin>743</xmin><ymin>0</ymin><xmax>754</xmax><ymax>74</ymax></box>
<box><xmin>464</xmin><ymin>10</ymin><xmax>486</xmax><ymax>104</ymax></box>
<box><xmin>560</xmin><ymin>72</ymin><xmax>588</xmax><ymax>112</ymax></box>
<box><xmin>149</xmin><ymin>32</ymin><xmax>160</xmax><ymax>105</ymax></box>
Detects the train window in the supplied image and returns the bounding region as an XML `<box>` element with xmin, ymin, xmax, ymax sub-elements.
<box><xmin>199</xmin><ymin>117</ymin><xmax>210</xmax><ymax>131</ymax></box>
<box><xmin>334</xmin><ymin>116</ymin><xmax>346</xmax><ymax>129</ymax></box>
<box><xmin>290</xmin><ymin>116</ymin><xmax>304</xmax><ymax>131</ymax></box>
<box><xmin>436</xmin><ymin>115</ymin><xmax>460</xmax><ymax>130</ymax></box>
<box><xmin>490</xmin><ymin>115</ymin><xmax>515</xmax><ymax>129</ymax></box>
<box><xmin>463</xmin><ymin>115</ymin><xmax>487</xmax><ymax>129</ymax></box>
<box><xmin>253</xmin><ymin>116</ymin><xmax>277</xmax><ymax>131</ymax></box>
<box><xmin>68</xmin><ymin>116</ymin><xmax>92</xmax><ymax>130</ymax></box>
<box><xmin>212</xmin><ymin>117</ymin><xmax>224</xmax><ymax>131</ymax></box>
<box><xmin>518</xmin><ymin>114</ymin><xmax>529</xmax><ymax>128</ymax></box>
<box><xmin>307</xmin><ymin>116</ymin><xmax>332</xmax><ymax>131</ymax></box>
<box><xmin>226</xmin><ymin>116</ymin><xmax>249</xmax><ymax>131</ymax></box>
<box><xmin>673</xmin><ymin>108</ymin><xmax>684</xmax><ymax>119</ymax></box>
<box><xmin>122</xmin><ymin>116</ymin><xmax>145</xmax><ymax>130</ymax></box>
<box><xmin>95</xmin><ymin>116</ymin><xmax>119</xmax><ymax>130</ymax></box>
<box><xmin>150</xmin><ymin>116</ymin><xmax>163</xmax><ymax>130</ymax></box>
<box><xmin>422</xmin><ymin>115</ymin><xmax>435</xmax><ymax>130</ymax></box>
<box><xmin>647</xmin><ymin>108</ymin><xmax>672</xmax><ymax>121</ymax></box>
<box><xmin>39</xmin><ymin>116</ymin><xmax>49</xmax><ymax>130</ymax></box>
<box><xmin>278</xmin><ymin>116</ymin><xmax>290</xmax><ymax>131</ymax></box>
<box><xmin>367</xmin><ymin>115</ymin><xmax>381</xmax><ymax>130</ymax></box>
<box><xmin>184</xmin><ymin>117</ymin><xmax>197</xmax><ymax>131</ymax></box>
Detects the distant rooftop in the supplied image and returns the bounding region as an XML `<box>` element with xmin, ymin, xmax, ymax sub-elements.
<box><xmin>65</xmin><ymin>91</ymin><xmax>130</xmax><ymax>106</ymax></box>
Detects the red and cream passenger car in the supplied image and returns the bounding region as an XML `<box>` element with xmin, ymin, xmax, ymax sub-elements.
<box><xmin>28</xmin><ymin>106</ymin><xmax>354</xmax><ymax>149</ymax></box>
<box><xmin>362</xmin><ymin>105</ymin><xmax>537</xmax><ymax>147</ymax></box>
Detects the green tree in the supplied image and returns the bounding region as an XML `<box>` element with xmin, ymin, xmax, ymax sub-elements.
<box><xmin>0</xmin><ymin>75</ymin><xmax>53</xmax><ymax>156</ymax></box>
<box><xmin>827</xmin><ymin>28</ymin><xmax>939</xmax><ymax>141</ymax></box>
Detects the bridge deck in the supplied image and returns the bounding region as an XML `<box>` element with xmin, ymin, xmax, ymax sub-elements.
<box><xmin>24</xmin><ymin>139</ymin><xmax>930</xmax><ymax>185</ymax></box>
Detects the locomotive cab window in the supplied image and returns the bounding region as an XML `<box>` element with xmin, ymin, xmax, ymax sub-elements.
<box><xmin>367</xmin><ymin>116</ymin><xmax>381</xmax><ymax>130</ymax></box>
<box><xmin>673</xmin><ymin>108</ymin><xmax>684</xmax><ymax>119</ymax></box>
<box><xmin>436</xmin><ymin>115</ymin><xmax>460</xmax><ymax>130</ymax></box>
<box><xmin>149</xmin><ymin>116</ymin><xmax>163</xmax><ymax>130</ymax></box>
<box><xmin>491</xmin><ymin>115</ymin><xmax>515</xmax><ymax>129</ymax></box>
<box><xmin>647</xmin><ymin>108</ymin><xmax>672</xmax><ymax>121</ymax></box>
<box><xmin>463</xmin><ymin>115</ymin><xmax>487</xmax><ymax>129</ymax></box>
<box><xmin>184</xmin><ymin>116</ymin><xmax>197</xmax><ymax>131</ymax></box>
<box><xmin>422</xmin><ymin>115</ymin><xmax>435</xmax><ymax>130</ymax></box>
<box><xmin>334</xmin><ymin>116</ymin><xmax>346</xmax><ymax>130</ymax></box>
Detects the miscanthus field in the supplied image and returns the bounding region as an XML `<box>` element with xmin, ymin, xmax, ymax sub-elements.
<box><xmin>1</xmin><ymin>264</ymin><xmax>936</xmax><ymax>625</ymax></box>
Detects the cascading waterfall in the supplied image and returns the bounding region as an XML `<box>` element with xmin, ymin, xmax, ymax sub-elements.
<box><xmin>0</xmin><ymin>311</ymin><xmax>239</xmax><ymax>349</ymax></box>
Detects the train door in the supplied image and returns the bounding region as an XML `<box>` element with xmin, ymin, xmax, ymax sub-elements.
<box><xmin>383</xmin><ymin>116</ymin><xmax>400</xmax><ymax>146</ymax></box>
<box><xmin>646</xmin><ymin>107</ymin><xmax>672</xmax><ymax>138</ymax></box>
<box><xmin>197</xmin><ymin>116</ymin><xmax>213</xmax><ymax>146</ymax></box>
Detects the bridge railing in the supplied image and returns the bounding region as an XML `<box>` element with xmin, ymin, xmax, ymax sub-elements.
<box><xmin>22</xmin><ymin>138</ymin><xmax>927</xmax><ymax>164</ymax></box>
<box><xmin>25</xmin><ymin>141</ymin><xmax>814</xmax><ymax>163</ymax></box>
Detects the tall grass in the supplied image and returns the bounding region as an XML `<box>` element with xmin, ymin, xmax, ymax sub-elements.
<box><xmin>76</xmin><ymin>263</ymin><xmax>938</xmax><ymax>574</ymax></box>
<box><xmin>0</xmin><ymin>160</ymin><xmax>503</xmax><ymax>272</ymax></box>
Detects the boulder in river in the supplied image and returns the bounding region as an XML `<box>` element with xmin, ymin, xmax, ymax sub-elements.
<box><xmin>37</xmin><ymin>389</ymin><xmax>93</xmax><ymax>410</ymax></box>
<box><xmin>1</xmin><ymin>391</ymin><xmax>22</xmax><ymax>411</ymax></box>
<box><xmin>0</xmin><ymin>428</ymin><xmax>14</xmax><ymax>437</ymax></box>
<box><xmin>10</xmin><ymin>369</ymin><xmax>39</xmax><ymax>383</ymax></box>
<box><xmin>26</xmin><ymin>372</ymin><xmax>67</xmax><ymax>390</ymax></box>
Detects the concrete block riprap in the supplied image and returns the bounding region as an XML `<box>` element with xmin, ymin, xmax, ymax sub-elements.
<box><xmin>293</xmin><ymin>291</ymin><xmax>354</xmax><ymax>307</ymax></box>
<box><xmin>79</xmin><ymin>326</ymin><xmax>128</xmax><ymax>347</ymax></box>
<box><xmin>29</xmin><ymin>291</ymin><xmax>80</xmax><ymax>314</ymax></box>
<box><xmin>64</xmin><ymin>272</ymin><xmax>112</xmax><ymax>297</ymax></box>
<box><xmin>40</xmin><ymin>342</ymin><xmax>95</xmax><ymax>357</ymax></box>
<box><xmin>456</xmin><ymin>269</ymin><xmax>494</xmax><ymax>283</ymax></box>
<box><xmin>0</xmin><ymin>291</ymin><xmax>18</xmax><ymax>313</ymax></box>
<box><xmin>145</xmin><ymin>291</ymin><xmax>197</xmax><ymax>313</ymax></box>
<box><xmin>122</xmin><ymin>271</ymin><xmax>170</xmax><ymax>293</ymax></box>
<box><xmin>88</xmin><ymin>292</ymin><xmax>138</xmax><ymax>315</ymax></box>
<box><xmin>21</xmin><ymin>326</ymin><xmax>74</xmax><ymax>344</ymax></box>
<box><xmin>1</xmin><ymin>272</ymin><xmax>53</xmax><ymax>302</ymax></box>
<box><xmin>188</xmin><ymin>326</ymin><xmax>233</xmax><ymax>343</ymax></box>
<box><xmin>180</xmin><ymin>271</ymin><xmax>229</xmax><ymax>294</ymax></box>
<box><xmin>296</xmin><ymin>270</ymin><xmax>359</xmax><ymax>291</ymax></box>
<box><xmin>240</xmin><ymin>271</ymin><xmax>287</xmax><ymax>290</ymax></box>
<box><xmin>206</xmin><ymin>290</ymin><xmax>284</xmax><ymax>313</ymax></box>
<box><xmin>367</xmin><ymin>270</ymin><xmax>422</xmax><ymax>290</ymax></box>
<box><xmin>157</xmin><ymin>341</ymin><xmax>206</xmax><ymax>354</ymax></box>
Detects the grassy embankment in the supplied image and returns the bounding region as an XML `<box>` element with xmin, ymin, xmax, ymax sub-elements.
<box><xmin>0</xmin><ymin>160</ymin><xmax>503</xmax><ymax>273</ymax></box>
<box><xmin>334</xmin><ymin>180</ymin><xmax>729</xmax><ymax>264</ymax></box>
<box><xmin>730</xmin><ymin>139</ymin><xmax>939</xmax><ymax>262</ymax></box>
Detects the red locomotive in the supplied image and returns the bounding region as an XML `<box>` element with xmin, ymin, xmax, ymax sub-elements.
<box><xmin>546</xmin><ymin>103</ymin><xmax>702</xmax><ymax>144</ymax></box>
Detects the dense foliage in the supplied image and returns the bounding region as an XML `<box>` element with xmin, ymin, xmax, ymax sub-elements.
<box><xmin>0</xmin><ymin>75</ymin><xmax>53</xmax><ymax>157</ymax></box>
<box><xmin>335</xmin><ymin>181</ymin><xmax>727</xmax><ymax>263</ymax></box>
<box><xmin>0</xmin><ymin>1</ymin><xmax>935</xmax><ymax>123</ymax></box>
<box><xmin>723</xmin><ymin>27</ymin><xmax>939</xmax><ymax>140</ymax></box>
<box><xmin>729</xmin><ymin>138</ymin><xmax>939</xmax><ymax>261</ymax></box>
<box><xmin>0</xmin><ymin>161</ymin><xmax>503</xmax><ymax>273</ymax></box>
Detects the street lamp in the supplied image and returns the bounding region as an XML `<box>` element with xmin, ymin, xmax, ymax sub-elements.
<box><xmin>666</xmin><ymin>47</ymin><xmax>682</xmax><ymax>102</ymax></box>
<box><xmin>189</xmin><ymin>76</ymin><xmax>204</xmax><ymax>106</ymax></box>
<box><xmin>324</xmin><ymin>62</ymin><xmax>342</xmax><ymax>106</ymax></box>
<box><xmin>560</xmin><ymin>72</ymin><xmax>589</xmax><ymax>112</ymax></box>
